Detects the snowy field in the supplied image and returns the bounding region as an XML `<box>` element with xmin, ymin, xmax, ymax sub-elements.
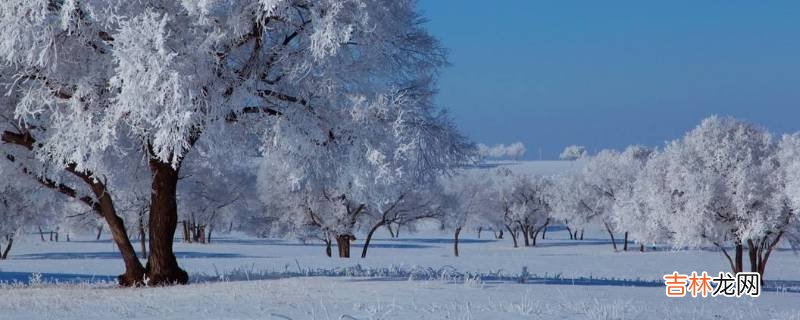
<box><xmin>1</xmin><ymin>228</ymin><xmax>799</xmax><ymax>320</ymax></box>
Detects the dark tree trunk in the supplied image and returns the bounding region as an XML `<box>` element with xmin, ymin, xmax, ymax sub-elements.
<box><xmin>734</xmin><ymin>243</ymin><xmax>743</xmax><ymax>273</ymax></box>
<box><xmin>747</xmin><ymin>240</ymin><xmax>758</xmax><ymax>273</ymax></box>
<box><xmin>505</xmin><ymin>225</ymin><xmax>518</xmax><ymax>248</ymax></box>
<box><xmin>2</xmin><ymin>130</ymin><xmax>143</xmax><ymax>286</ymax></box>
<box><xmin>39</xmin><ymin>226</ymin><xmax>46</xmax><ymax>241</ymax></box>
<box><xmin>623</xmin><ymin>232</ymin><xmax>629</xmax><ymax>251</ymax></box>
<box><xmin>182</xmin><ymin>221</ymin><xmax>191</xmax><ymax>243</ymax></box>
<box><xmin>192</xmin><ymin>223</ymin><xmax>200</xmax><ymax>243</ymax></box>
<box><xmin>453</xmin><ymin>227</ymin><xmax>462</xmax><ymax>257</ymax></box>
<box><xmin>541</xmin><ymin>224</ymin><xmax>547</xmax><ymax>240</ymax></box>
<box><xmin>1</xmin><ymin>235</ymin><xmax>13</xmax><ymax>259</ymax></box>
<box><xmin>522</xmin><ymin>225</ymin><xmax>530</xmax><ymax>247</ymax></box>
<box><xmin>96</xmin><ymin>226</ymin><xmax>102</xmax><ymax>240</ymax></box>
<box><xmin>748</xmin><ymin>234</ymin><xmax>782</xmax><ymax>284</ymax></box>
<box><xmin>566</xmin><ymin>225</ymin><xmax>573</xmax><ymax>240</ymax></box>
<box><xmin>640</xmin><ymin>244</ymin><xmax>644</xmax><ymax>252</ymax></box>
<box><xmin>580</xmin><ymin>229</ymin><xmax>584</xmax><ymax>240</ymax></box>
<box><xmin>206</xmin><ymin>225</ymin><xmax>213</xmax><ymax>244</ymax></box>
<box><xmin>198</xmin><ymin>225</ymin><xmax>206</xmax><ymax>244</ymax></box>
<box><xmin>145</xmin><ymin>159</ymin><xmax>188</xmax><ymax>286</ymax></box>
<box><xmin>498</xmin><ymin>229</ymin><xmax>504</xmax><ymax>239</ymax></box>
<box><xmin>361</xmin><ymin>221</ymin><xmax>384</xmax><ymax>258</ymax></box>
<box><xmin>477</xmin><ymin>227</ymin><xmax>482</xmax><ymax>239</ymax></box>
<box><xmin>336</xmin><ymin>234</ymin><xmax>353</xmax><ymax>258</ymax></box>
<box><xmin>758</xmin><ymin>234</ymin><xmax>783</xmax><ymax>283</ymax></box>
<box><xmin>90</xmin><ymin>182</ymin><xmax>146</xmax><ymax>287</ymax></box>
<box><xmin>604</xmin><ymin>223</ymin><xmax>617</xmax><ymax>251</ymax></box>
<box><xmin>139</xmin><ymin>212</ymin><xmax>148</xmax><ymax>260</ymax></box>
<box><xmin>325</xmin><ymin>237</ymin><xmax>332</xmax><ymax>257</ymax></box>
<box><xmin>386</xmin><ymin>223</ymin><xmax>396</xmax><ymax>238</ymax></box>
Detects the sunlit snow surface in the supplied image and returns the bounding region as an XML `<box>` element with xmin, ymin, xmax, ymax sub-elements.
<box><xmin>0</xmin><ymin>226</ymin><xmax>798</xmax><ymax>319</ymax></box>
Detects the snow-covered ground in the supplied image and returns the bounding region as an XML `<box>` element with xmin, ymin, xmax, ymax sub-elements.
<box><xmin>1</xmin><ymin>228</ymin><xmax>799</xmax><ymax>319</ymax></box>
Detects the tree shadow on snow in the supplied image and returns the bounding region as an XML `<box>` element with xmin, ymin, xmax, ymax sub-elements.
<box><xmin>378</xmin><ymin>238</ymin><xmax>496</xmax><ymax>244</ymax></box>
<box><xmin>13</xmin><ymin>251</ymin><xmax>256</xmax><ymax>260</ymax></box>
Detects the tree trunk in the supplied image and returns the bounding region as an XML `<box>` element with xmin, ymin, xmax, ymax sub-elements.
<box><xmin>145</xmin><ymin>159</ymin><xmax>188</xmax><ymax>286</ymax></box>
<box><xmin>580</xmin><ymin>229</ymin><xmax>584</xmax><ymax>240</ymax></box>
<box><xmin>325</xmin><ymin>237</ymin><xmax>332</xmax><ymax>257</ymax></box>
<box><xmin>477</xmin><ymin>227</ymin><xmax>482</xmax><ymax>239</ymax></box>
<box><xmin>640</xmin><ymin>244</ymin><xmax>644</xmax><ymax>252</ymax></box>
<box><xmin>206</xmin><ymin>225</ymin><xmax>213</xmax><ymax>244</ymax></box>
<box><xmin>96</xmin><ymin>226</ymin><xmax>102</xmax><ymax>240</ymax></box>
<box><xmin>453</xmin><ymin>227</ymin><xmax>462</xmax><ymax>257</ymax></box>
<box><xmin>87</xmin><ymin>179</ymin><xmax>146</xmax><ymax>287</ymax></box>
<box><xmin>139</xmin><ymin>212</ymin><xmax>148</xmax><ymax>260</ymax></box>
<box><xmin>505</xmin><ymin>225</ymin><xmax>518</xmax><ymax>248</ymax></box>
<box><xmin>182</xmin><ymin>221</ymin><xmax>191</xmax><ymax>243</ymax></box>
<box><xmin>336</xmin><ymin>234</ymin><xmax>352</xmax><ymax>258</ymax></box>
<box><xmin>734</xmin><ymin>243</ymin><xmax>743</xmax><ymax>273</ymax></box>
<box><xmin>748</xmin><ymin>234</ymin><xmax>782</xmax><ymax>284</ymax></box>
<box><xmin>361</xmin><ymin>221</ymin><xmax>384</xmax><ymax>258</ymax></box>
<box><xmin>566</xmin><ymin>225</ymin><xmax>573</xmax><ymax>240</ymax></box>
<box><xmin>604</xmin><ymin>223</ymin><xmax>617</xmax><ymax>251</ymax></box>
<box><xmin>522</xmin><ymin>225</ymin><xmax>530</xmax><ymax>247</ymax></box>
<box><xmin>747</xmin><ymin>240</ymin><xmax>758</xmax><ymax>273</ymax></box>
<box><xmin>623</xmin><ymin>232</ymin><xmax>629</xmax><ymax>251</ymax></box>
<box><xmin>192</xmin><ymin>223</ymin><xmax>200</xmax><ymax>243</ymax></box>
<box><xmin>386</xmin><ymin>223</ymin><xmax>396</xmax><ymax>238</ymax></box>
<box><xmin>1</xmin><ymin>235</ymin><xmax>13</xmax><ymax>259</ymax></box>
<box><xmin>39</xmin><ymin>226</ymin><xmax>45</xmax><ymax>241</ymax></box>
<box><xmin>541</xmin><ymin>221</ymin><xmax>549</xmax><ymax>240</ymax></box>
<box><xmin>498</xmin><ymin>229</ymin><xmax>504</xmax><ymax>239</ymax></box>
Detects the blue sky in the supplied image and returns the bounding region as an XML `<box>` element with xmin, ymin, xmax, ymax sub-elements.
<box><xmin>418</xmin><ymin>1</ymin><xmax>800</xmax><ymax>159</ymax></box>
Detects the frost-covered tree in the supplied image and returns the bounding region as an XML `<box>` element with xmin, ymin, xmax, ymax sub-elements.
<box><xmin>359</xmin><ymin>186</ymin><xmax>447</xmax><ymax>258</ymax></box>
<box><xmin>179</xmin><ymin>152</ymin><xmax>258</xmax><ymax>245</ymax></box>
<box><xmin>580</xmin><ymin>150</ymin><xmax>628</xmax><ymax>250</ymax></box>
<box><xmin>559</xmin><ymin>145</ymin><xmax>588</xmax><ymax>161</ymax></box>
<box><xmin>0</xmin><ymin>185</ymin><xmax>33</xmax><ymax>259</ymax></box>
<box><xmin>495</xmin><ymin>169</ymin><xmax>553</xmax><ymax>247</ymax></box>
<box><xmin>657</xmin><ymin>117</ymin><xmax>790</xmax><ymax>277</ymax></box>
<box><xmin>439</xmin><ymin>171</ymin><xmax>495</xmax><ymax>256</ymax></box>
<box><xmin>1</xmin><ymin>0</ymin><xmax>447</xmax><ymax>284</ymax></box>
<box><xmin>779</xmin><ymin>134</ymin><xmax>800</xmax><ymax>252</ymax></box>
<box><xmin>611</xmin><ymin>151</ymin><xmax>672</xmax><ymax>252</ymax></box>
<box><xmin>550</xmin><ymin>173</ymin><xmax>593</xmax><ymax>240</ymax></box>
<box><xmin>258</xmin><ymin>90</ymin><xmax>469</xmax><ymax>258</ymax></box>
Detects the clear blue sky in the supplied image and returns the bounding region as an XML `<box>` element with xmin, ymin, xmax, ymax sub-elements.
<box><xmin>418</xmin><ymin>1</ymin><xmax>800</xmax><ymax>159</ymax></box>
